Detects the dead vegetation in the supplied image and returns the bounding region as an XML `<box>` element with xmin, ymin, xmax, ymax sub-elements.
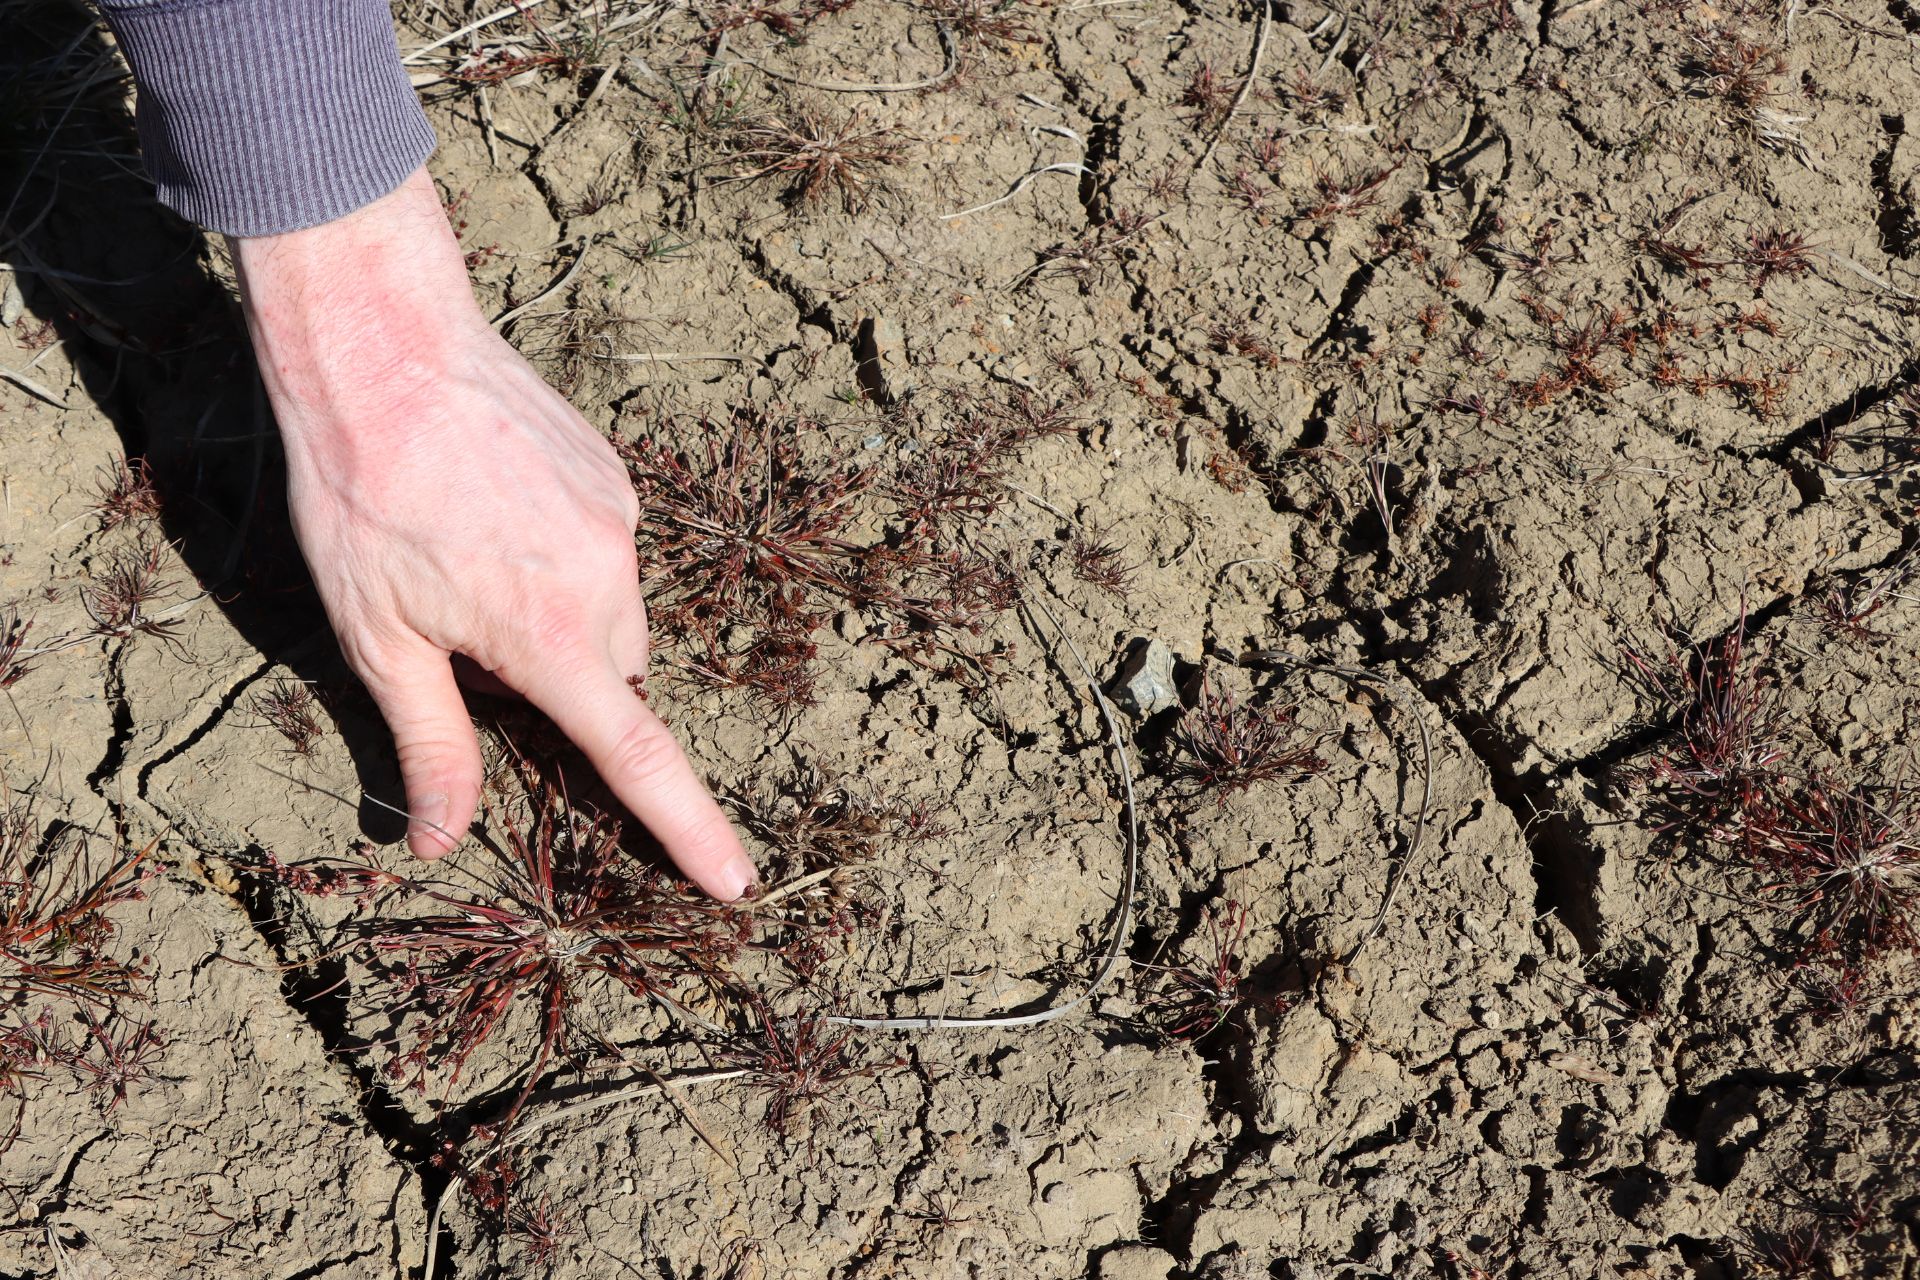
<box><xmin>723</xmin><ymin>105</ymin><xmax>910</xmax><ymax>211</ymax></box>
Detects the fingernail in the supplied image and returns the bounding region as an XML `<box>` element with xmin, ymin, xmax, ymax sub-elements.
<box><xmin>714</xmin><ymin>853</ymin><xmax>759</xmax><ymax>903</ymax></box>
<box><xmin>407</xmin><ymin>792</ymin><xmax>450</xmax><ymax>850</ymax></box>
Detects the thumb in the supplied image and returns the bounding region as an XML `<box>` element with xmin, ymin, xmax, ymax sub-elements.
<box><xmin>360</xmin><ymin>641</ymin><xmax>484</xmax><ymax>859</ymax></box>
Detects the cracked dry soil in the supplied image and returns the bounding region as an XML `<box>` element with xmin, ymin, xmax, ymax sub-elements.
<box><xmin>3</xmin><ymin>0</ymin><xmax>1919</xmax><ymax>1276</ymax></box>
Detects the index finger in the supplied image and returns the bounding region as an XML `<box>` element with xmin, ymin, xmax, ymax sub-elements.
<box><xmin>525</xmin><ymin>656</ymin><xmax>756</xmax><ymax>902</ymax></box>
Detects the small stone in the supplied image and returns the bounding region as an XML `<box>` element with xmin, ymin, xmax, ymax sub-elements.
<box><xmin>1109</xmin><ymin>637</ymin><xmax>1179</xmax><ymax>718</ymax></box>
<box><xmin>1098</xmin><ymin>1244</ymin><xmax>1177</xmax><ymax>1280</ymax></box>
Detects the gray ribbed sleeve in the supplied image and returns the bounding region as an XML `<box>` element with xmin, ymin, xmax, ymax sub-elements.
<box><xmin>97</xmin><ymin>0</ymin><xmax>437</xmax><ymax>237</ymax></box>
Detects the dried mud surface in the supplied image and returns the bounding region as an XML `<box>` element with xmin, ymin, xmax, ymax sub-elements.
<box><xmin>3</xmin><ymin>1</ymin><xmax>1918</xmax><ymax>1277</ymax></box>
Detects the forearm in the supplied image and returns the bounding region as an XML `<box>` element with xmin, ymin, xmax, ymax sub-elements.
<box><xmin>98</xmin><ymin>0</ymin><xmax>435</xmax><ymax>236</ymax></box>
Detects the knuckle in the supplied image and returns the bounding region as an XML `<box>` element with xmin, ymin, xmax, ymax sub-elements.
<box><xmin>524</xmin><ymin>599</ymin><xmax>592</xmax><ymax>653</ymax></box>
<box><xmin>602</xmin><ymin>719</ymin><xmax>682</xmax><ymax>789</ymax></box>
<box><xmin>393</xmin><ymin>733</ymin><xmax>473</xmax><ymax>776</ymax></box>
<box><xmin>588</xmin><ymin>526</ymin><xmax>638</xmax><ymax>574</ymax></box>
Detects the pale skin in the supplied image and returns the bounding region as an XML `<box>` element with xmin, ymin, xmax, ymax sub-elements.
<box><xmin>231</xmin><ymin>166</ymin><xmax>756</xmax><ymax>902</ymax></box>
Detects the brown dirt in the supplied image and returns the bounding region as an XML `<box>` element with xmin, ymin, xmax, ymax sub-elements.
<box><xmin>3</xmin><ymin>0</ymin><xmax>1918</xmax><ymax>1277</ymax></box>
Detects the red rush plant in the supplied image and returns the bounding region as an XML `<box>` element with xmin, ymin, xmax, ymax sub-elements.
<box><xmin>620</xmin><ymin>413</ymin><xmax>869</xmax><ymax>702</ymax></box>
<box><xmin>250</xmin><ymin>681</ymin><xmax>325</xmax><ymax>755</ymax></box>
<box><xmin>258</xmin><ymin>761</ymin><xmax>755</xmax><ymax>1129</ymax></box>
<box><xmin>81</xmin><ymin>540</ymin><xmax>184</xmax><ymax>646</ymax></box>
<box><xmin>61</xmin><ymin>1010</ymin><xmax>166</xmax><ymax>1111</ymax></box>
<box><xmin>730</xmin><ymin>765</ymin><xmax>942</xmax><ymax>879</ymax></box>
<box><xmin>720</xmin><ymin>1000</ymin><xmax>901</xmax><ymax>1137</ymax></box>
<box><xmin>1684</xmin><ymin>28</ymin><xmax>1785</xmax><ymax>112</ymax></box>
<box><xmin>1814</xmin><ymin>555</ymin><xmax>1914</xmax><ymax>643</ymax></box>
<box><xmin>1751</xmin><ymin>776</ymin><xmax>1919</xmax><ymax>964</ymax></box>
<box><xmin>726</xmin><ymin>106</ymin><xmax>909</xmax><ymax>212</ymax></box>
<box><xmin>1299</xmin><ymin>160</ymin><xmax>1400</xmax><ymax>223</ymax></box>
<box><xmin>1178</xmin><ymin>62</ymin><xmax>1241</xmax><ymax>132</ymax></box>
<box><xmin>505</xmin><ymin>1193</ymin><xmax>573</xmax><ymax>1266</ymax></box>
<box><xmin>1169</xmin><ymin>681</ymin><xmax>1328</xmax><ymax>798</ymax></box>
<box><xmin>1739</xmin><ymin>228</ymin><xmax>1817</xmax><ymax>291</ymax></box>
<box><xmin>1143</xmin><ymin>899</ymin><xmax>1250</xmax><ymax>1040</ymax></box>
<box><xmin>1</xmin><ymin>807</ymin><xmax>154</xmax><ymax>1009</ymax></box>
<box><xmin>1621</xmin><ymin>604</ymin><xmax>1785</xmax><ymax>846</ymax></box>
<box><xmin>1068</xmin><ymin>525</ymin><xmax>1135</xmax><ymax>600</ymax></box>
<box><xmin>91</xmin><ymin>456</ymin><xmax>161</xmax><ymax>531</ymax></box>
<box><xmin>623</xmin><ymin>398</ymin><xmax>1071</xmax><ymax>700</ymax></box>
<box><xmin>0</xmin><ymin>608</ymin><xmax>29</xmax><ymax>689</ymax></box>
<box><xmin>0</xmin><ymin>1010</ymin><xmax>54</xmax><ymax>1095</ymax></box>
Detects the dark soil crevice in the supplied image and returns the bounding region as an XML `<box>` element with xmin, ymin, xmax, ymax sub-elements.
<box><xmin>1757</xmin><ymin>358</ymin><xmax>1918</xmax><ymax>467</ymax></box>
<box><xmin>1134</xmin><ymin>964</ymin><xmax>1275</xmax><ymax>1271</ymax></box>
<box><xmin>1436</xmin><ymin>701</ymin><xmax>1607</xmax><ymax>954</ymax></box>
<box><xmin>146</xmin><ymin>826</ymin><xmax>451</xmax><ymax>1276</ymax></box>
<box><xmin>131</xmin><ymin>656</ymin><xmax>277</xmax><ymax>809</ymax></box>
<box><xmin>83</xmin><ymin>644</ymin><xmax>135</xmax><ymax>839</ymax></box>
<box><xmin>1870</xmin><ymin>113</ymin><xmax>1915</xmax><ymax>260</ymax></box>
<box><xmin>1304</xmin><ymin>258</ymin><xmax>1380</xmax><ymax>357</ymax></box>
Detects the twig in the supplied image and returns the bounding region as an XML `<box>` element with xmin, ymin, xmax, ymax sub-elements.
<box><xmin>1198</xmin><ymin>0</ymin><xmax>1273</xmax><ymax>172</ymax></box>
<box><xmin>492</xmin><ymin>238</ymin><xmax>595</xmax><ymax>330</ymax></box>
<box><xmin>1820</xmin><ymin>251</ymin><xmax>1920</xmax><ymax>301</ymax></box>
<box><xmin>590</xmin><ymin>350</ymin><xmax>750</xmax><ymax>364</ymax></box>
<box><xmin>404</xmin><ymin>0</ymin><xmax>555</xmax><ymax>63</ymax></box>
<box><xmin>0</xmin><ymin>363</ymin><xmax>64</xmax><ymax>408</ymax></box>
<box><xmin>939</xmin><ymin>163</ymin><xmax>1090</xmax><ymax>221</ymax></box>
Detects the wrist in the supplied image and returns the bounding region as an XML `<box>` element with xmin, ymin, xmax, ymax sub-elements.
<box><xmin>233</xmin><ymin>168</ymin><xmax>486</xmax><ymax>446</ymax></box>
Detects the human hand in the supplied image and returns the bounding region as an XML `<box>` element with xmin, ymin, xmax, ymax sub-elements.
<box><xmin>229</xmin><ymin>168</ymin><xmax>755</xmax><ymax>901</ymax></box>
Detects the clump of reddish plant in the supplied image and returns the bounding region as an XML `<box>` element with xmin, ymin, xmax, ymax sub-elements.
<box><xmin>1179</xmin><ymin>62</ymin><xmax>1242</xmax><ymax>132</ymax></box>
<box><xmin>1515</xmin><ymin>295</ymin><xmax>1640</xmax><ymax>406</ymax></box>
<box><xmin>1169</xmin><ymin>681</ymin><xmax>1328</xmax><ymax>799</ymax></box>
<box><xmin>81</xmin><ymin>540</ymin><xmax>184</xmax><ymax>646</ymax></box>
<box><xmin>718</xmin><ymin>999</ymin><xmax>901</xmax><ymax>1138</ymax></box>
<box><xmin>251</xmin><ymin>680</ymin><xmax>324</xmax><ymax>755</ymax></box>
<box><xmin>1141</xmin><ymin>899</ymin><xmax>1250</xmax><ymax>1040</ymax></box>
<box><xmin>730</xmin><ymin>764</ymin><xmax>942</xmax><ymax>880</ymax></box>
<box><xmin>1</xmin><ymin>804</ymin><xmax>154</xmax><ymax>1009</ymax></box>
<box><xmin>1026</xmin><ymin>208</ymin><xmax>1157</xmax><ymax>291</ymax></box>
<box><xmin>619</xmin><ymin>413</ymin><xmax>869</xmax><ymax>704</ymax></box>
<box><xmin>58</xmin><ymin>1009</ymin><xmax>167</xmax><ymax>1112</ymax></box>
<box><xmin>1</xmin><ymin>797</ymin><xmax>161</xmax><ymax>1139</ymax></box>
<box><xmin>1623</xmin><ymin>607</ymin><xmax>1920</xmax><ymax>972</ymax></box>
<box><xmin>0</xmin><ymin>608</ymin><xmax>29</xmax><ymax>690</ymax></box>
<box><xmin>1683</xmin><ymin>27</ymin><xmax>1785</xmax><ymax>113</ymax></box>
<box><xmin>1208</xmin><ymin>319</ymin><xmax>1286</xmax><ymax>369</ymax></box>
<box><xmin>253</xmin><ymin>756</ymin><xmax>760</xmax><ymax>1128</ymax></box>
<box><xmin>1812</xmin><ymin>555</ymin><xmax>1914</xmax><ymax>644</ymax></box>
<box><xmin>1068</xmin><ymin>524</ymin><xmax>1135</xmax><ymax>600</ymax></box>
<box><xmin>1621</xmin><ymin>604</ymin><xmax>1784</xmax><ymax>849</ymax></box>
<box><xmin>91</xmin><ymin>457</ymin><xmax>161</xmax><ymax>531</ymax></box>
<box><xmin>1299</xmin><ymin>159</ymin><xmax>1399</xmax><ymax>223</ymax></box>
<box><xmin>702</xmin><ymin>0</ymin><xmax>859</xmax><ymax>40</ymax></box>
<box><xmin>1750</xmin><ymin>775</ymin><xmax>1919</xmax><ymax>965</ymax></box>
<box><xmin>726</xmin><ymin>105</ymin><xmax>909</xmax><ymax>212</ymax></box>
<box><xmin>505</xmin><ymin>1193</ymin><xmax>574</xmax><ymax>1267</ymax></box>
<box><xmin>1739</xmin><ymin>228</ymin><xmax>1818</xmax><ymax>291</ymax></box>
<box><xmin>929</xmin><ymin>0</ymin><xmax>1036</xmax><ymax>48</ymax></box>
<box><xmin>622</xmin><ymin>395</ymin><xmax>1074</xmax><ymax>702</ymax></box>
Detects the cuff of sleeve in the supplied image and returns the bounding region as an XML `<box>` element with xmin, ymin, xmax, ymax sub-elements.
<box><xmin>101</xmin><ymin>0</ymin><xmax>438</xmax><ymax>237</ymax></box>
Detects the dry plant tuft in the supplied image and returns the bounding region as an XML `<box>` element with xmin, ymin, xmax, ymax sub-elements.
<box><xmin>1170</xmin><ymin>681</ymin><xmax>1328</xmax><ymax>799</ymax></box>
<box><xmin>726</xmin><ymin>105</ymin><xmax>910</xmax><ymax>212</ymax></box>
